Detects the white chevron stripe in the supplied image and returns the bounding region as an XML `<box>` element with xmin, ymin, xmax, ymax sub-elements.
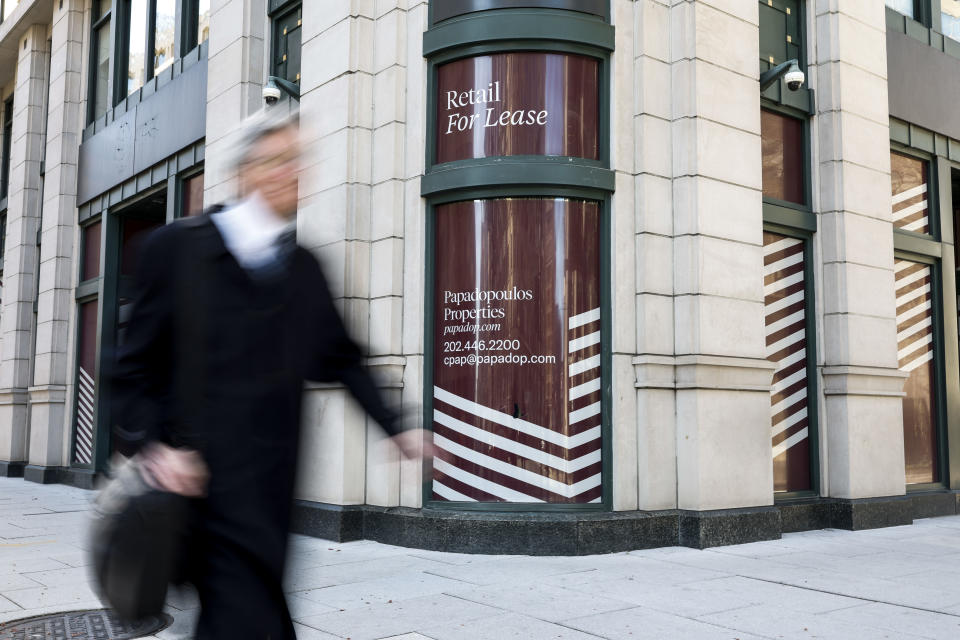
<box><xmin>433</xmin><ymin>456</ymin><xmax>544</xmax><ymax>502</ymax></box>
<box><xmin>764</xmin><ymin>237</ymin><xmax>801</xmax><ymax>257</ymax></box>
<box><xmin>895</xmin><ymin>267</ymin><xmax>929</xmax><ymax>290</ymax></box>
<box><xmin>570</xmin><ymin>401</ymin><xmax>601</xmax><ymax>425</ymax></box>
<box><xmin>771</xmin><ymin>387</ymin><xmax>806</xmax><ymax>417</ymax></box>
<box><xmin>772</xmin><ymin>368</ymin><xmax>806</xmax><ymax>396</ymax></box>
<box><xmin>434</xmin><ymin>434</ymin><xmax>602</xmax><ymax>498</ymax></box>
<box><xmin>570</xmin><ymin>378</ymin><xmax>601</xmax><ymax>401</ymax></box>
<box><xmin>767</xmin><ymin>328</ymin><xmax>805</xmax><ymax>358</ymax></box>
<box><xmin>433</xmin><ymin>409</ymin><xmax>601</xmax><ymax>474</ymax></box>
<box><xmin>569</xmin><ymin>308</ymin><xmax>600</xmax><ymax>330</ymax></box>
<box><xmin>765</xmin><ymin>289</ymin><xmax>805</xmax><ymax>317</ymax></box>
<box><xmin>772</xmin><ymin>427</ymin><xmax>809</xmax><ymax>459</ymax></box>
<box><xmin>569</xmin><ymin>331</ymin><xmax>601</xmax><ymax>354</ymax></box>
<box><xmin>901</xmin><ymin>217</ymin><xmax>929</xmax><ymax>233</ymax></box>
<box><xmin>764</xmin><ymin>270</ymin><xmax>804</xmax><ymax>297</ymax></box>
<box><xmin>897</xmin><ymin>315</ymin><xmax>932</xmax><ymax>343</ymax></box>
<box><xmin>898</xmin><ymin>333</ymin><xmax>932</xmax><ymax>361</ymax></box>
<box><xmin>893</xmin><ymin>199</ymin><xmax>928</xmax><ymax>221</ymax></box>
<box><xmin>764</xmin><ymin>248</ymin><xmax>804</xmax><ymax>275</ymax></box>
<box><xmin>772</xmin><ymin>406</ymin><xmax>808</xmax><ymax>440</ymax></box>
<box><xmin>433</xmin><ymin>480</ymin><xmax>478</xmax><ymax>502</ymax></box>
<box><xmin>902</xmin><ymin>350</ymin><xmax>934</xmax><ymax>373</ymax></box>
<box><xmin>892</xmin><ymin>183</ymin><xmax>927</xmax><ymax>205</ymax></box>
<box><xmin>569</xmin><ymin>354</ymin><xmax>601</xmax><ymax>377</ymax></box>
<box><xmin>896</xmin><ymin>282</ymin><xmax>931</xmax><ymax>310</ymax></box>
<box><xmin>769</xmin><ymin>347</ymin><xmax>806</xmax><ymax>372</ymax></box>
<box><xmin>765</xmin><ymin>310</ymin><xmax>805</xmax><ymax>337</ymax></box>
<box><xmin>79</xmin><ymin>367</ymin><xmax>95</xmax><ymax>385</ymax></box>
<box><xmin>434</xmin><ymin>386</ymin><xmax>601</xmax><ymax>449</ymax></box>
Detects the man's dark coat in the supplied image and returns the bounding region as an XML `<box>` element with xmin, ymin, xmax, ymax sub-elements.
<box><xmin>111</xmin><ymin>214</ymin><xmax>399</xmax><ymax>639</ymax></box>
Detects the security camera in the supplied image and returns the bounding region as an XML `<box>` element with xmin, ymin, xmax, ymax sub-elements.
<box><xmin>784</xmin><ymin>64</ymin><xmax>805</xmax><ymax>92</ymax></box>
<box><xmin>759</xmin><ymin>58</ymin><xmax>805</xmax><ymax>93</ymax></box>
<box><xmin>262</xmin><ymin>83</ymin><xmax>282</xmax><ymax>105</ymax></box>
<box><xmin>262</xmin><ymin>75</ymin><xmax>300</xmax><ymax>105</ymax></box>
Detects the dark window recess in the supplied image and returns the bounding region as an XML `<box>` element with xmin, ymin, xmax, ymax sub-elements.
<box><xmin>0</xmin><ymin>96</ymin><xmax>12</xmax><ymax>201</ymax></box>
<box><xmin>431</xmin><ymin>0</ymin><xmax>608</xmax><ymax>24</ymax></box>
<box><xmin>759</xmin><ymin>0</ymin><xmax>801</xmax><ymax>71</ymax></box>
<box><xmin>272</xmin><ymin>3</ymin><xmax>302</xmax><ymax>85</ymax></box>
<box><xmin>88</xmin><ymin>0</ymin><xmax>112</xmax><ymax>123</ymax></box>
<box><xmin>182</xmin><ymin>172</ymin><xmax>205</xmax><ymax>217</ymax></box>
<box><xmin>0</xmin><ymin>212</ymin><xmax>7</xmax><ymax>276</ymax></box>
<box><xmin>81</xmin><ymin>220</ymin><xmax>102</xmax><ymax>282</ymax></box>
<box><xmin>761</xmin><ymin>109</ymin><xmax>804</xmax><ymax>205</ymax></box>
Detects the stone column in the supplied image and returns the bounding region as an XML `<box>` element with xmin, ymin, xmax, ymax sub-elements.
<box><xmin>203</xmin><ymin>0</ymin><xmax>267</xmax><ymax>205</ymax></box>
<box><xmin>669</xmin><ymin>1</ymin><xmax>776</xmax><ymax>515</ymax></box>
<box><xmin>813</xmin><ymin>3</ymin><xmax>907</xmax><ymax>500</ymax></box>
<box><xmin>0</xmin><ymin>25</ymin><xmax>49</xmax><ymax>475</ymax></box>
<box><xmin>27</xmin><ymin>0</ymin><xmax>85</xmax><ymax>478</ymax></box>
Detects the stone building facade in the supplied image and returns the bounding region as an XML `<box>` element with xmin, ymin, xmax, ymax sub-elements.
<box><xmin>0</xmin><ymin>0</ymin><xmax>958</xmax><ymax>552</ymax></box>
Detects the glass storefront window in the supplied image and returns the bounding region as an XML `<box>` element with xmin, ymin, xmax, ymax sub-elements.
<box><xmin>127</xmin><ymin>0</ymin><xmax>148</xmax><ymax>95</ymax></box>
<box><xmin>198</xmin><ymin>0</ymin><xmax>211</xmax><ymax>46</ymax></box>
<box><xmin>154</xmin><ymin>0</ymin><xmax>176</xmax><ymax>75</ymax></box>
<box><xmin>761</xmin><ymin>110</ymin><xmax>805</xmax><ymax>205</ymax></box>
<box><xmin>943</xmin><ymin>0</ymin><xmax>960</xmax><ymax>42</ymax></box>
<box><xmin>891</xmin><ymin>152</ymin><xmax>930</xmax><ymax>235</ymax></box>
<box><xmin>886</xmin><ymin>0</ymin><xmax>916</xmax><ymax>19</ymax></box>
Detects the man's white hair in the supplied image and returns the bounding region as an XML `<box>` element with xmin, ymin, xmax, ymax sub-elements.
<box><xmin>229</xmin><ymin>107</ymin><xmax>300</xmax><ymax>172</ymax></box>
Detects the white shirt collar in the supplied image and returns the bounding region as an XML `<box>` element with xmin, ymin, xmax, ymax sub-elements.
<box><xmin>210</xmin><ymin>192</ymin><xmax>295</xmax><ymax>270</ymax></box>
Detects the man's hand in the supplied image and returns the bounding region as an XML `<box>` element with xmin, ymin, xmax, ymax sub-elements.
<box><xmin>140</xmin><ymin>442</ymin><xmax>209</xmax><ymax>497</ymax></box>
<box><xmin>387</xmin><ymin>428</ymin><xmax>436</xmax><ymax>462</ymax></box>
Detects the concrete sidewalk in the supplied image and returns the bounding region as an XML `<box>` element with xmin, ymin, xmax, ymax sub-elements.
<box><xmin>2</xmin><ymin>478</ymin><xmax>960</xmax><ymax>639</ymax></box>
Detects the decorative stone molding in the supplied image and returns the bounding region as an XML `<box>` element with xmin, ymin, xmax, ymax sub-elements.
<box><xmin>821</xmin><ymin>365</ymin><xmax>908</xmax><ymax>397</ymax></box>
<box><xmin>674</xmin><ymin>355</ymin><xmax>776</xmax><ymax>392</ymax></box>
<box><xmin>632</xmin><ymin>355</ymin><xmax>676</xmax><ymax>389</ymax></box>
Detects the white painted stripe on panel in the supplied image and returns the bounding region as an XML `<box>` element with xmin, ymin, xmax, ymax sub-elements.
<box><xmin>79</xmin><ymin>367</ymin><xmax>95</xmax><ymax>385</ymax></box>
<box><xmin>569</xmin><ymin>332</ymin><xmax>601</xmax><ymax>354</ymax></box>
<box><xmin>771</xmin><ymin>368</ymin><xmax>806</xmax><ymax>396</ymax></box>
<box><xmin>903</xmin><ymin>350</ymin><xmax>934</xmax><ymax>373</ymax></box>
<box><xmin>896</xmin><ymin>283</ymin><xmax>932</xmax><ymax>309</ymax></box>
<box><xmin>434</xmin><ymin>386</ymin><xmax>601</xmax><ymax>449</ymax></box>
<box><xmin>570</xmin><ymin>378</ymin><xmax>602</xmax><ymax>401</ymax></box>
<box><xmin>768</xmin><ymin>347</ymin><xmax>806</xmax><ymax>372</ymax></box>
<box><xmin>897</xmin><ymin>315</ymin><xmax>932</xmax><ymax>343</ymax></box>
<box><xmin>432</xmin><ymin>456</ymin><xmax>543</xmax><ymax>503</ymax></box>
<box><xmin>772</xmin><ymin>406</ymin><xmax>808</xmax><ymax>440</ymax></box>
<box><xmin>895</xmin><ymin>267</ymin><xmax>929</xmax><ymax>290</ymax></box>
<box><xmin>898</xmin><ymin>333</ymin><xmax>933</xmax><ymax>361</ymax></box>
<box><xmin>771</xmin><ymin>387</ymin><xmax>806</xmax><ymax>417</ymax></box>
<box><xmin>765</xmin><ymin>289</ymin><xmax>805</xmax><ymax>316</ymax></box>
<box><xmin>892</xmin><ymin>199</ymin><xmax>928</xmax><ymax>221</ymax></box>
<box><xmin>765</xmin><ymin>310</ymin><xmax>805</xmax><ymax>337</ymax></box>
<box><xmin>764</xmin><ymin>237</ymin><xmax>801</xmax><ymax>257</ymax></box>
<box><xmin>902</xmin><ymin>217</ymin><xmax>929</xmax><ymax>233</ymax></box>
<box><xmin>766</xmin><ymin>330</ymin><xmax>805</xmax><ymax>359</ymax></box>
<box><xmin>433</xmin><ymin>409</ymin><xmax>602</xmax><ymax>474</ymax></box>
<box><xmin>569</xmin><ymin>354</ymin><xmax>601</xmax><ymax>377</ymax></box>
<box><xmin>892</xmin><ymin>183</ymin><xmax>927</xmax><ymax>204</ymax></box>
<box><xmin>764</xmin><ymin>270</ymin><xmax>804</xmax><ymax>297</ymax></box>
<box><xmin>569</xmin><ymin>401</ymin><xmax>601</xmax><ymax>425</ymax></box>
<box><xmin>589</xmin><ymin>497</ymin><xmax>601</xmax><ymax>503</ymax></box>
<box><xmin>432</xmin><ymin>480</ymin><xmax>478</xmax><ymax>502</ymax></box>
<box><xmin>569</xmin><ymin>308</ymin><xmax>601</xmax><ymax>330</ymax></box>
<box><xmin>764</xmin><ymin>248</ymin><xmax>804</xmax><ymax>275</ymax></box>
<box><xmin>772</xmin><ymin>427</ymin><xmax>809</xmax><ymax>459</ymax></box>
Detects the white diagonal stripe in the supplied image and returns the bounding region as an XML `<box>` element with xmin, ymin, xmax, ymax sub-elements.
<box><xmin>902</xmin><ymin>350</ymin><xmax>934</xmax><ymax>373</ymax></box>
<box><xmin>895</xmin><ymin>266</ymin><xmax>929</xmax><ymax>290</ymax></box>
<box><xmin>767</xmin><ymin>329</ymin><xmax>805</xmax><ymax>358</ymax></box>
<box><xmin>772</xmin><ymin>368</ymin><xmax>805</xmax><ymax>396</ymax></box>
<box><xmin>892</xmin><ymin>199</ymin><xmax>928</xmax><ymax>221</ymax></box>
<box><xmin>771</xmin><ymin>387</ymin><xmax>806</xmax><ymax>417</ymax></box>
<box><xmin>79</xmin><ymin>367</ymin><xmax>95</xmax><ymax>385</ymax></box>
<box><xmin>896</xmin><ymin>282</ymin><xmax>931</xmax><ymax>309</ymax></box>
<box><xmin>570</xmin><ymin>378</ymin><xmax>601</xmax><ymax>401</ymax></box>
<box><xmin>772</xmin><ymin>427</ymin><xmax>809</xmax><ymax>459</ymax></box>
<box><xmin>569</xmin><ymin>331</ymin><xmax>601</xmax><ymax>354</ymax></box>
<box><xmin>765</xmin><ymin>289</ymin><xmax>804</xmax><ymax>317</ymax></box>
<box><xmin>764</xmin><ymin>248</ymin><xmax>804</xmax><ymax>275</ymax></box>
<box><xmin>432</xmin><ymin>480</ymin><xmax>477</xmax><ymax>502</ymax></box>
<box><xmin>892</xmin><ymin>183</ymin><xmax>927</xmax><ymax>205</ymax></box>
<box><xmin>765</xmin><ymin>310</ymin><xmax>805</xmax><ymax>337</ymax></box>
<box><xmin>569</xmin><ymin>308</ymin><xmax>600</xmax><ymax>330</ymax></box>
<box><xmin>569</xmin><ymin>354</ymin><xmax>601</xmax><ymax>377</ymax></box>
<box><xmin>434</xmin><ymin>434</ymin><xmax>602</xmax><ymax>498</ymax></box>
<box><xmin>897</xmin><ymin>315</ymin><xmax>932</xmax><ymax>343</ymax></box>
<box><xmin>433</xmin><ymin>456</ymin><xmax>543</xmax><ymax>502</ymax></box>
<box><xmin>764</xmin><ymin>270</ymin><xmax>804</xmax><ymax>297</ymax></box>
<box><xmin>434</xmin><ymin>386</ymin><xmax>602</xmax><ymax>449</ymax></box>
<box><xmin>434</xmin><ymin>409</ymin><xmax>601</xmax><ymax>474</ymax></box>
<box><xmin>769</xmin><ymin>347</ymin><xmax>806</xmax><ymax>373</ymax></box>
<box><xmin>901</xmin><ymin>217</ymin><xmax>929</xmax><ymax>233</ymax></box>
<box><xmin>898</xmin><ymin>333</ymin><xmax>932</xmax><ymax>361</ymax></box>
<box><xmin>570</xmin><ymin>401</ymin><xmax>601</xmax><ymax>425</ymax></box>
<box><xmin>772</xmin><ymin>406</ymin><xmax>807</xmax><ymax>440</ymax></box>
<box><xmin>764</xmin><ymin>237</ymin><xmax>801</xmax><ymax>257</ymax></box>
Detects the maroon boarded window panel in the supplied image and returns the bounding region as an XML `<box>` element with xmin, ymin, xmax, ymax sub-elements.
<box><xmin>763</xmin><ymin>231</ymin><xmax>812</xmax><ymax>493</ymax></box>
<box><xmin>72</xmin><ymin>300</ymin><xmax>99</xmax><ymax>465</ymax></box>
<box><xmin>761</xmin><ymin>110</ymin><xmax>804</xmax><ymax>205</ymax></box>
<box><xmin>895</xmin><ymin>259</ymin><xmax>940</xmax><ymax>485</ymax></box>
<box><xmin>432</xmin><ymin>198</ymin><xmax>602</xmax><ymax>504</ymax></box>
<box><xmin>81</xmin><ymin>221</ymin><xmax>102</xmax><ymax>281</ymax></box>
<box><xmin>182</xmin><ymin>172</ymin><xmax>205</xmax><ymax>217</ymax></box>
<box><xmin>436</xmin><ymin>52</ymin><xmax>599</xmax><ymax>164</ymax></box>
<box><xmin>890</xmin><ymin>152</ymin><xmax>930</xmax><ymax>235</ymax></box>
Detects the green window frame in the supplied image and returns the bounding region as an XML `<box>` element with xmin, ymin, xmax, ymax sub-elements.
<box><xmin>269</xmin><ymin>0</ymin><xmax>302</xmax><ymax>85</ymax></box>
